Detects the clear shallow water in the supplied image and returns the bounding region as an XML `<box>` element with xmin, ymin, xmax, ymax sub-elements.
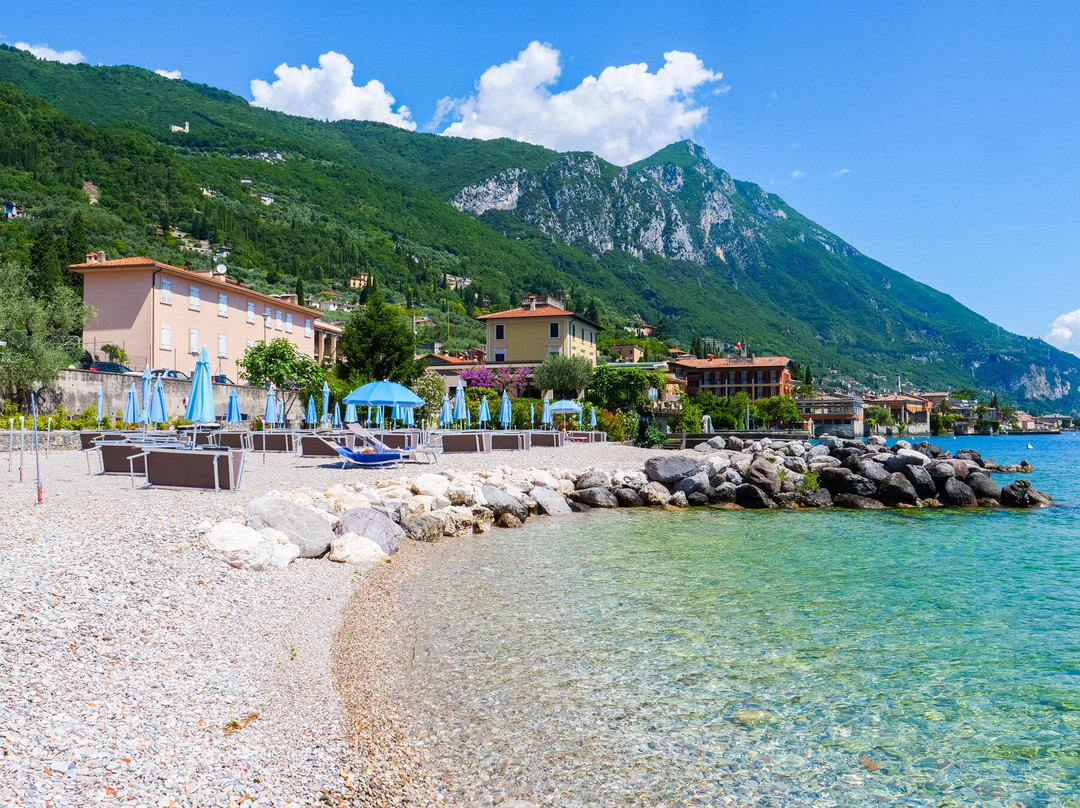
<box><xmin>399</xmin><ymin>434</ymin><xmax>1080</xmax><ymax>806</ymax></box>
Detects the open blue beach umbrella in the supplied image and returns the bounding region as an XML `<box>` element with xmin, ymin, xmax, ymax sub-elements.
<box><xmin>122</xmin><ymin>383</ymin><xmax>138</xmax><ymax>424</ymax></box>
<box><xmin>541</xmin><ymin>397</ymin><xmax>553</xmax><ymax>426</ymax></box>
<box><xmin>440</xmin><ymin>394</ymin><xmax>453</xmax><ymax>426</ymax></box>
<box><xmin>590</xmin><ymin>405</ymin><xmax>597</xmax><ymax>429</ymax></box>
<box><xmin>149</xmin><ymin>377</ymin><xmax>168</xmax><ymax>424</ymax></box>
<box><xmin>345</xmin><ymin>402</ymin><xmax>358</xmax><ymax>423</ymax></box>
<box><xmin>321</xmin><ymin>381</ymin><xmax>331</xmax><ymax>423</ymax></box>
<box><xmin>184</xmin><ymin>347</ymin><xmax>216</xmax><ymax>424</ymax></box>
<box><xmin>96</xmin><ymin>386</ymin><xmax>104</xmax><ymax>424</ymax></box>
<box><xmin>478</xmin><ymin>396</ymin><xmax>491</xmax><ymax>427</ymax></box>
<box><xmin>453</xmin><ymin>385</ymin><xmax>467</xmax><ymax>424</ymax></box>
<box><xmin>139</xmin><ymin>364</ymin><xmax>153</xmax><ymax>424</ymax></box>
<box><xmin>332</xmin><ymin>402</ymin><xmax>342</xmax><ymax>428</ymax></box>
<box><xmin>305</xmin><ymin>396</ymin><xmax>318</xmax><ymax>425</ymax></box>
<box><xmin>498</xmin><ymin>391</ymin><xmax>512</xmax><ymax>428</ymax></box>
<box><xmin>263</xmin><ymin>386</ymin><xmax>278</xmax><ymax>426</ymax></box>
<box><xmin>225</xmin><ymin>389</ymin><xmax>242</xmax><ymax>423</ymax></box>
<box><xmin>343</xmin><ymin>380</ymin><xmax>423</xmax><ymax>408</ymax></box>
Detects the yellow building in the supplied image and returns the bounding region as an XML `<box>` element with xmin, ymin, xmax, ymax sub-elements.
<box><xmin>476</xmin><ymin>296</ymin><xmax>600</xmax><ymax>366</ymax></box>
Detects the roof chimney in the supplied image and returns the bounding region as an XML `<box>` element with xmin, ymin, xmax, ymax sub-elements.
<box><xmin>523</xmin><ymin>295</ymin><xmax>537</xmax><ymax>311</ymax></box>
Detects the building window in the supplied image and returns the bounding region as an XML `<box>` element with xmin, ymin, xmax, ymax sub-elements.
<box><xmin>305</xmin><ymin>318</ymin><xmax>312</xmax><ymax>338</ymax></box>
<box><xmin>247</xmin><ymin>301</ymin><xmax>255</xmax><ymax>323</ymax></box>
<box><xmin>189</xmin><ymin>328</ymin><xmax>199</xmax><ymax>354</ymax></box>
<box><xmin>160</xmin><ymin>278</ymin><xmax>172</xmax><ymax>304</ymax></box>
<box><xmin>189</xmin><ymin>285</ymin><xmax>200</xmax><ymax>310</ymax></box>
<box><xmin>275</xmin><ymin>309</ymin><xmax>283</xmax><ymax>330</ymax></box>
<box><xmin>285</xmin><ymin>313</ymin><xmax>293</xmax><ymax>333</ymax></box>
<box><xmin>494</xmin><ymin>323</ymin><xmax>505</xmax><ymax>341</ymax></box>
<box><xmin>264</xmin><ymin>305</ymin><xmax>272</xmax><ymax>321</ymax></box>
<box><xmin>218</xmin><ymin>293</ymin><xmax>228</xmax><ymax>317</ymax></box>
<box><xmin>549</xmin><ymin>322</ymin><xmax>560</xmax><ymax>339</ymax></box>
<box><xmin>160</xmin><ymin>323</ymin><xmax>171</xmax><ymax>349</ymax></box>
<box><xmin>571</xmin><ymin>324</ymin><xmax>576</xmax><ymax>338</ymax></box>
<box><xmin>548</xmin><ymin>346</ymin><xmax>561</xmax><ymax>355</ymax></box>
<box><xmin>218</xmin><ymin>334</ymin><xmax>228</xmax><ymax>358</ymax></box>
<box><xmin>246</xmin><ymin>339</ymin><xmax>255</xmax><ymax>349</ymax></box>
<box><xmin>494</xmin><ymin>350</ymin><xmax>505</xmax><ymax>362</ymax></box>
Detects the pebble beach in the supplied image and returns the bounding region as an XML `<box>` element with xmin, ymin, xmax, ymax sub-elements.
<box><xmin>0</xmin><ymin>441</ymin><xmax>658</xmax><ymax>807</ymax></box>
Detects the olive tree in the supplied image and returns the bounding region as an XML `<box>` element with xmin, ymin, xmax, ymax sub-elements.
<box><xmin>531</xmin><ymin>354</ymin><xmax>593</xmax><ymax>399</ymax></box>
<box><xmin>237</xmin><ymin>337</ymin><xmax>324</xmax><ymax>420</ymax></box>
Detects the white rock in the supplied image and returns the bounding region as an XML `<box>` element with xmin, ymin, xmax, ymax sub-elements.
<box><xmin>260</xmin><ymin>528</ymin><xmax>301</xmax><ymax>568</ymax></box>
<box><xmin>528</xmin><ymin>469</ymin><xmax>561</xmax><ymax>489</ymax></box>
<box><xmin>329</xmin><ymin>532</ymin><xmax>391</xmax><ymax>566</ymax></box>
<box><xmin>204</xmin><ymin>522</ymin><xmax>273</xmax><ymax>571</ymax></box>
<box><xmin>412</xmin><ymin>473</ymin><xmax>451</xmax><ymax>498</ymax></box>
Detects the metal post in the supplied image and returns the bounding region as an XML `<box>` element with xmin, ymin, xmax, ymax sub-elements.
<box><xmin>31</xmin><ymin>396</ymin><xmax>42</xmax><ymax>504</ymax></box>
<box><xmin>7</xmin><ymin>418</ymin><xmax>12</xmax><ymax>473</ymax></box>
<box><xmin>46</xmin><ymin>417</ymin><xmax>52</xmax><ymax>456</ymax></box>
<box><xmin>19</xmin><ymin>415</ymin><xmax>25</xmax><ymax>482</ymax></box>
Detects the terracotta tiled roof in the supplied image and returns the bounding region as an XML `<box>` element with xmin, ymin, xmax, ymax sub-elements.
<box><xmin>476</xmin><ymin>304</ymin><xmax>599</xmax><ymax>327</ymax></box>
<box><xmin>671</xmin><ymin>356</ymin><xmax>792</xmax><ymax>369</ymax></box>
<box><xmin>69</xmin><ymin>256</ymin><xmax>158</xmax><ymax>268</ymax></box>
<box><xmin>423</xmin><ymin>354</ymin><xmax>475</xmax><ymax>365</ymax></box>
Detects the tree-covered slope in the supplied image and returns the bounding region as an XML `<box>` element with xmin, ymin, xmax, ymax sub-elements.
<box><xmin>0</xmin><ymin>44</ymin><xmax>1076</xmax><ymax>410</ymax></box>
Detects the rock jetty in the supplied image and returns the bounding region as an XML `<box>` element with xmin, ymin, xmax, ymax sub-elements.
<box><xmin>201</xmin><ymin>435</ymin><xmax>1051</xmax><ymax>571</ymax></box>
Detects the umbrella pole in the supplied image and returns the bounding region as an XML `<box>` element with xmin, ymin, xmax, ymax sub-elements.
<box><xmin>31</xmin><ymin>395</ymin><xmax>42</xmax><ymax>504</ymax></box>
<box><xmin>20</xmin><ymin>416</ymin><xmax>25</xmax><ymax>482</ymax></box>
<box><xmin>8</xmin><ymin>418</ymin><xmax>13</xmax><ymax>474</ymax></box>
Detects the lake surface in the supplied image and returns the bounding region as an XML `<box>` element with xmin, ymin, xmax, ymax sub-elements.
<box><xmin>398</xmin><ymin>434</ymin><xmax>1080</xmax><ymax>806</ymax></box>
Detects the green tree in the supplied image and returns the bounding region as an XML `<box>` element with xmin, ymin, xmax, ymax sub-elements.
<box><xmin>950</xmin><ymin>387</ymin><xmax>979</xmax><ymax>401</ymax></box>
<box><xmin>295</xmin><ymin>277</ymin><xmax>305</xmax><ymax>305</ymax></box>
<box><xmin>582</xmin><ymin>300</ymin><xmax>600</xmax><ymax>325</ymax></box>
<box><xmin>412</xmin><ymin>371</ymin><xmax>447</xmax><ymax>428</ymax></box>
<box><xmin>237</xmin><ymin>337</ymin><xmax>324</xmax><ymax>419</ymax></box>
<box><xmin>99</xmin><ymin>343</ymin><xmax>129</xmax><ymax>364</ymax></box>
<box><xmin>0</xmin><ymin>263</ymin><xmax>91</xmax><ymax>407</ymax></box>
<box><xmin>756</xmin><ymin>395</ymin><xmax>803</xmax><ymax>427</ymax></box>
<box><xmin>532</xmin><ymin>354</ymin><xmax>594</xmax><ymax>399</ymax></box>
<box><xmin>28</xmin><ymin>223</ymin><xmax>64</xmax><ymax>296</ymax></box>
<box><xmin>865</xmin><ymin>404</ymin><xmax>894</xmax><ymax>434</ymax></box>
<box><xmin>338</xmin><ymin>291</ymin><xmax>423</xmax><ymax>384</ymax></box>
<box><xmin>587</xmin><ymin>365</ymin><xmax>665</xmax><ymax>413</ymax></box>
<box><xmin>64</xmin><ymin>212</ymin><xmax>89</xmax><ymax>268</ymax></box>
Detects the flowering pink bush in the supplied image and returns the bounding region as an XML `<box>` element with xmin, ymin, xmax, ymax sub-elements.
<box><xmin>460</xmin><ymin>365</ymin><xmax>530</xmax><ymax>395</ymax></box>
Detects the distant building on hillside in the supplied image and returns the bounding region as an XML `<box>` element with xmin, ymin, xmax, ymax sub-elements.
<box><xmin>668</xmin><ymin>356</ymin><xmax>795</xmax><ymax>400</ymax></box>
<box><xmin>610</xmin><ymin>344</ymin><xmax>645</xmax><ymax>363</ymax></box>
<box><xmin>169</xmin><ymin>121</ymin><xmax>189</xmax><ymax>133</ymax></box>
<box><xmin>347</xmin><ymin>274</ymin><xmax>370</xmax><ymax>289</ymax></box>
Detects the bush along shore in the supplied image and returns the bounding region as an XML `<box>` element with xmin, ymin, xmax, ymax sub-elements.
<box><xmin>199</xmin><ymin>435</ymin><xmax>1050</xmax><ymax>571</ymax></box>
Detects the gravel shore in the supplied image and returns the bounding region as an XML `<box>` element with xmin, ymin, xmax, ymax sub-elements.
<box><xmin>0</xmin><ymin>440</ymin><xmax>658</xmax><ymax>806</ymax></box>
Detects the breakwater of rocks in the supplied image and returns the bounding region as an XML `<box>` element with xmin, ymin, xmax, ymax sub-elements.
<box><xmin>199</xmin><ymin>435</ymin><xmax>1050</xmax><ymax>572</ymax></box>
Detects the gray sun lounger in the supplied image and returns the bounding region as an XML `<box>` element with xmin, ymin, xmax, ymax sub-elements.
<box><xmin>132</xmin><ymin>447</ymin><xmax>246</xmax><ymax>491</ymax></box>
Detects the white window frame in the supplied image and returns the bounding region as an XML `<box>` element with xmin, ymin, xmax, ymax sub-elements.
<box><xmin>494</xmin><ymin>323</ymin><xmax>505</xmax><ymax>341</ymax></box>
<box><xmin>189</xmin><ymin>285</ymin><xmax>200</xmax><ymax>310</ymax></box>
<box><xmin>160</xmin><ymin>277</ymin><xmax>172</xmax><ymax>305</ymax></box>
<box><xmin>494</xmin><ymin>350</ymin><xmax>506</xmax><ymax>363</ymax></box>
<box><xmin>189</xmin><ymin>328</ymin><xmax>199</xmax><ymax>354</ymax></box>
<box><xmin>549</xmin><ymin>321</ymin><xmax>560</xmax><ymax>339</ymax></box>
<box><xmin>548</xmin><ymin>346</ymin><xmax>561</xmax><ymax>355</ymax></box>
<box><xmin>275</xmin><ymin>309</ymin><xmax>283</xmax><ymax>330</ymax></box>
<box><xmin>247</xmin><ymin>301</ymin><xmax>255</xmax><ymax>323</ymax></box>
<box><xmin>285</xmin><ymin>313</ymin><xmax>293</xmax><ymax>333</ymax></box>
<box><xmin>264</xmin><ymin>305</ymin><xmax>272</xmax><ymax>320</ymax></box>
<box><xmin>218</xmin><ymin>293</ymin><xmax>228</xmax><ymax>317</ymax></box>
<box><xmin>218</xmin><ymin>334</ymin><xmax>228</xmax><ymax>358</ymax></box>
<box><xmin>160</xmin><ymin>323</ymin><xmax>171</xmax><ymax>349</ymax></box>
<box><xmin>305</xmin><ymin>318</ymin><xmax>312</xmax><ymax>338</ymax></box>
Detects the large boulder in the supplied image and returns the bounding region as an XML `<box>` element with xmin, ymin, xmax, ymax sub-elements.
<box><xmin>928</xmin><ymin>461</ymin><xmax>957</xmax><ymax>495</ymax></box>
<box><xmin>833</xmin><ymin>493</ymin><xmax>886</xmax><ymax>509</ymax></box>
<box><xmin>669</xmin><ymin>491</ymin><xmax>690</xmax><ymax>508</ymax></box>
<box><xmin>471</xmin><ymin>505</ymin><xmax>494</xmax><ymax>533</ymax></box>
<box><xmin>704</xmin><ymin>454</ymin><xmax>731</xmax><ymax>477</ymax></box>
<box><xmin>614</xmin><ymin>487</ymin><xmax>643</xmax><ymax>507</ymax></box>
<box><xmin>723</xmin><ymin>469</ymin><xmax>744</xmax><ymax>486</ymax></box>
<box><xmin>736</xmin><ymin>484</ymin><xmax>776</xmax><ymax>509</ymax></box>
<box><xmin>640</xmin><ymin>481</ymin><xmax>672</xmax><ymax>507</ymax></box>
<box><xmin>884</xmin><ymin>448</ymin><xmax>930</xmax><ymax>473</ymax></box>
<box><xmin>807</xmin><ymin>444</ymin><xmax>831</xmax><ymax>458</ymax></box>
<box><xmin>840</xmin><ymin>474</ymin><xmax>879</xmax><ymax>498</ymax></box>
<box><xmin>710</xmin><ymin>482</ymin><xmax>738</xmax><ymax>504</ymax></box>
<box><xmin>339</xmin><ymin>507</ymin><xmax>403</xmax><ymax>555</ymax></box>
<box><xmin>802</xmin><ymin>487</ymin><xmax>833</xmax><ymax>508</ymax></box>
<box><xmin>726</xmin><ymin>436</ymin><xmax>745</xmax><ymax>452</ymax></box>
<box><xmin>707</xmin><ymin>435</ymin><xmax>727</xmax><ymax>450</ymax></box>
<box><xmin>1000</xmin><ymin>479</ymin><xmax>1051</xmax><ymax>508</ymax></box>
<box><xmin>205</xmin><ymin>522</ymin><xmax>274</xmax><ymax>571</ymax></box>
<box><xmin>745</xmin><ymin>458</ymin><xmax>782</xmax><ymax>496</ymax></box>
<box><xmin>329</xmin><ymin>533</ymin><xmax>391</xmax><ymax>566</ymax></box>
<box><xmin>782</xmin><ymin>456</ymin><xmax>809</xmax><ymax>475</ymax></box>
<box><xmin>913</xmin><ymin>441</ymin><xmax>942</xmax><ymax>457</ymax></box>
<box><xmin>481</xmin><ymin>486</ymin><xmax>528</xmax><ymax>521</ymax></box>
<box><xmin>439</xmin><ymin>506</ymin><xmax>476</xmax><ymax>538</ymax></box>
<box><xmin>808</xmin><ymin>456</ymin><xmax>841</xmax><ymax>472</ymax></box>
<box><xmin>412</xmin><ymin>473</ymin><xmax>451</xmax><ymax>499</ymax></box>
<box><xmin>965</xmin><ymin>472</ymin><xmax>1001</xmax><ymax>501</ymax></box>
<box><xmin>901</xmin><ymin>464</ymin><xmax>938</xmax><ymax>500</ymax></box>
<box><xmin>575</xmin><ymin>470</ymin><xmax>612</xmax><ymax>490</ymax></box>
<box><xmin>851</xmin><ymin>458</ymin><xmax>891</xmax><ymax>484</ymax></box>
<box><xmin>530</xmin><ymin>485</ymin><xmax>572</xmax><ymax>516</ymax></box>
<box><xmin>402</xmin><ymin>512</ymin><xmax>448</xmax><ymax>541</ymax></box>
<box><xmin>818</xmin><ymin>466</ymin><xmax>852</xmax><ymax>493</ymax></box>
<box><xmin>644</xmin><ymin>454</ymin><xmax>699</xmax><ymax>484</ymax></box>
<box><xmin>577</xmin><ymin>487</ymin><xmax>618</xmax><ymax>508</ymax></box>
<box><xmin>941</xmin><ymin>477</ymin><xmax>977</xmax><ymax>508</ymax></box>
<box><xmin>955</xmin><ymin>448</ymin><xmax>985</xmax><ymax>468</ymax></box>
<box><xmin>728</xmin><ymin>453</ymin><xmax>755</xmax><ymax>476</ymax></box>
<box><xmin>933</xmin><ymin>458</ymin><xmax>969</xmax><ymax>480</ymax></box>
<box><xmin>818</xmin><ymin>434</ymin><xmax>840</xmax><ymax>449</ymax></box>
<box><xmin>260</xmin><ymin>528</ymin><xmax>302</xmax><ymax>569</ymax></box>
<box><xmin>878</xmin><ymin>472</ymin><xmax>918</xmax><ymax>506</ymax></box>
<box><xmin>675</xmin><ymin>472</ymin><xmax>711</xmax><ymax>498</ymax></box>
<box><xmin>245</xmin><ymin>495</ymin><xmax>335</xmax><ymax>558</ymax></box>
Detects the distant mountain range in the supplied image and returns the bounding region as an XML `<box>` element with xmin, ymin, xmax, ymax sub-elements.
<box><xmin>0</xmin><ymin>44</ymin><xmax>1076</xmax><ymax>411</ymax></box>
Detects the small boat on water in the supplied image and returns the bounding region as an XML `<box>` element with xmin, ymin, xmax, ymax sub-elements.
<box><xmin>1027</xmin><ymin>443</ymin><xmax>1034</xmax><ymax>449</ymax></box>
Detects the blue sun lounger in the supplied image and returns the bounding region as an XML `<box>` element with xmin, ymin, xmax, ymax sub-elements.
<box><xmin>333</xmin><ymin>444</ymin><xmax>404</xmax><ymax>468</ymax></box>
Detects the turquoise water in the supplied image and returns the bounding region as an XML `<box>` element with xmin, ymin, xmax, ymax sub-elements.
<box><xmin>400</xmin><ymin>434</ymin><xmax>1080</xmax><ymax>806</ymax></box>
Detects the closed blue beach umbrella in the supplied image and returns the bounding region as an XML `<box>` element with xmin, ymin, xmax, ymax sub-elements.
<box><xmin>184</xmin><ymin>347</ymin><xmax>216</xmax><ymax>424</ymax></box>
<box><xmin>263</xmin><ymin>386</ymin><xmax>278</xmax><ymax>426</ymax></box>
<box><xmin>305</xmin><ymin>396</ymin><xmax>318</xmax><ymax>426</ymax></box>
<box><xmin>374</xmin><ymin>405</ymin><xmax>384</xmax><ymax>425</ymax></box>
<box><xmin>453</xmin><ymin>385</ymin><xmax>467</xmax><ymax>425</ymax></box>
<box><xmin>332</xmin><ymin>402</ymin><xmax>342</xmax><ymax>428</ymax></box>
<box><xmin>478</xmin><ymin>396</ymin><xmax>491</xmax><ymax>427</ymax></box>
<box><xmin>391</xmin><ymin>404</ymin><xmax>404</xmax><ymax>423</ymax></box>
<box><xmin>466</xmin><ymin>407</ymin><xmax>471</xmax><ymax>429</ymax></box>
<box><xmin>367</xmin><ymin>405</ymin><xmax>374</xmax><ymax>425</ymax></box>
<box><xmin>440</xmin><ymin>394</ymin><xmax>453</xmax><ymax>426</ymax></box>
<box><xmin>541</xmin><ymin>397</ymin><xmax>553</xmax><ymax>426</ymax></box>
<box><xmin>139</xmin><ymin>364</ymin><xmax>153</xmax><ymax>425</ymax></box>
<box><xmin>278</xmin><ymin>400</ymin><xmax>285</xmax><ymax>426</ymax></box>
<box><xmin>345</xmin><ymin>403</ymin><xmax>358</xmax><ymax>423</ymax></box>
<box><xmin>225</xmin><ymin>389</ymin><xmax>242</xmax><ymax>423</ymax></box>
<box><xmin>96</xmin><ymin>386</ymin><xmax>104</xmax><ymax>424</ymax></box>
<box><xmin>498</xmin><ymin>391</ymin><xmax>512</xmax><ymax>428</ymax></box>
<box><xmin>530</xmin><ymin>402</ymin><xmax>535</xmax><ymax>428</ymax></box>
<box><xmin>321</xmin><ymin>381</ymin><xmax>331</xmax><ymax>424</ymax></box>
<box><xmin>590</xmin><ymin>405</ymin><xmax>598</xmax><ymax>429</ymax></box>
<box><xmin>122</xmin><ymin>384</ymin><xmax>138</xmax><ymax>425</ymax></box>
<box><xmin>149</xmin><ymin>377</ymin><xmax>168</xmax><ymax>424</ymax></box>
<box><xmin>404</xmin><ymin>406</ymin><xmax>415</xmax><ymax>427</ymax></box>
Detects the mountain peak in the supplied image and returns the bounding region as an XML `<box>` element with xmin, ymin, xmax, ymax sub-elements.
<box><xmin>630</xmin><ymin>140</ymin><xmax>711</xmax><ymax>172</ymax></box>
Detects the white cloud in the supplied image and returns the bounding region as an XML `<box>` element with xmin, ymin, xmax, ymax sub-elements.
<box><xmin>832</xmin><ymin>167</ymin><xmax>851</xmax><ymax>178</ymax></box>
<box><xmin>438</xmin><ymin>42</ymin><xmax>724</xmax><ymax>165</ymax></box>
<box><xmin>14</xmin><ymin>41</ymin><xmax>84</xmax><ymax>64</ymax></box>
<box><xmin>249</xmin><ymin>51</ymin><xmax>415</xmax><ymax>130</ymax></box>
<box><xmin>155</xmin><ymin>69</ymin><xmax>182</xmax><ymax>80</ymax></box>
<box><xmin>1045</xmin><ymin>310</ymin><xmax>1080</xmax><ymax>356</ymax></box>
<box><xmin>790</xmin><ymin>170</ymin><xmax>805</xmax><ymax>179</ymax></box>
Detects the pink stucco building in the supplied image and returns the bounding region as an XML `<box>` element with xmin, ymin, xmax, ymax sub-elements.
<box><xmin>70</xmin><ymin>254</ymin><xmax>341</xmax><ymax>381</ymax></box>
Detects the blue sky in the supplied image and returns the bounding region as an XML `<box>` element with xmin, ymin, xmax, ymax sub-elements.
<box><xmin>5</xmin><ymin>1</ymin><xmax>1080</xmax><ymax>351</ymax></box>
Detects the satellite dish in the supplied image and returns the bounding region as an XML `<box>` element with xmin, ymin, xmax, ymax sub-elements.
<box><xmin>214</xmin><ymin>264</ymin><xmax>227</xmax><ymax>275</ymax></box>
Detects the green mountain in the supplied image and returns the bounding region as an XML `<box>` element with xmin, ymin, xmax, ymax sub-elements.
<box><xmin>0</xmin><ymin>44</ymin><xmax>1076</xmax><ymax>411</ymax></box>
